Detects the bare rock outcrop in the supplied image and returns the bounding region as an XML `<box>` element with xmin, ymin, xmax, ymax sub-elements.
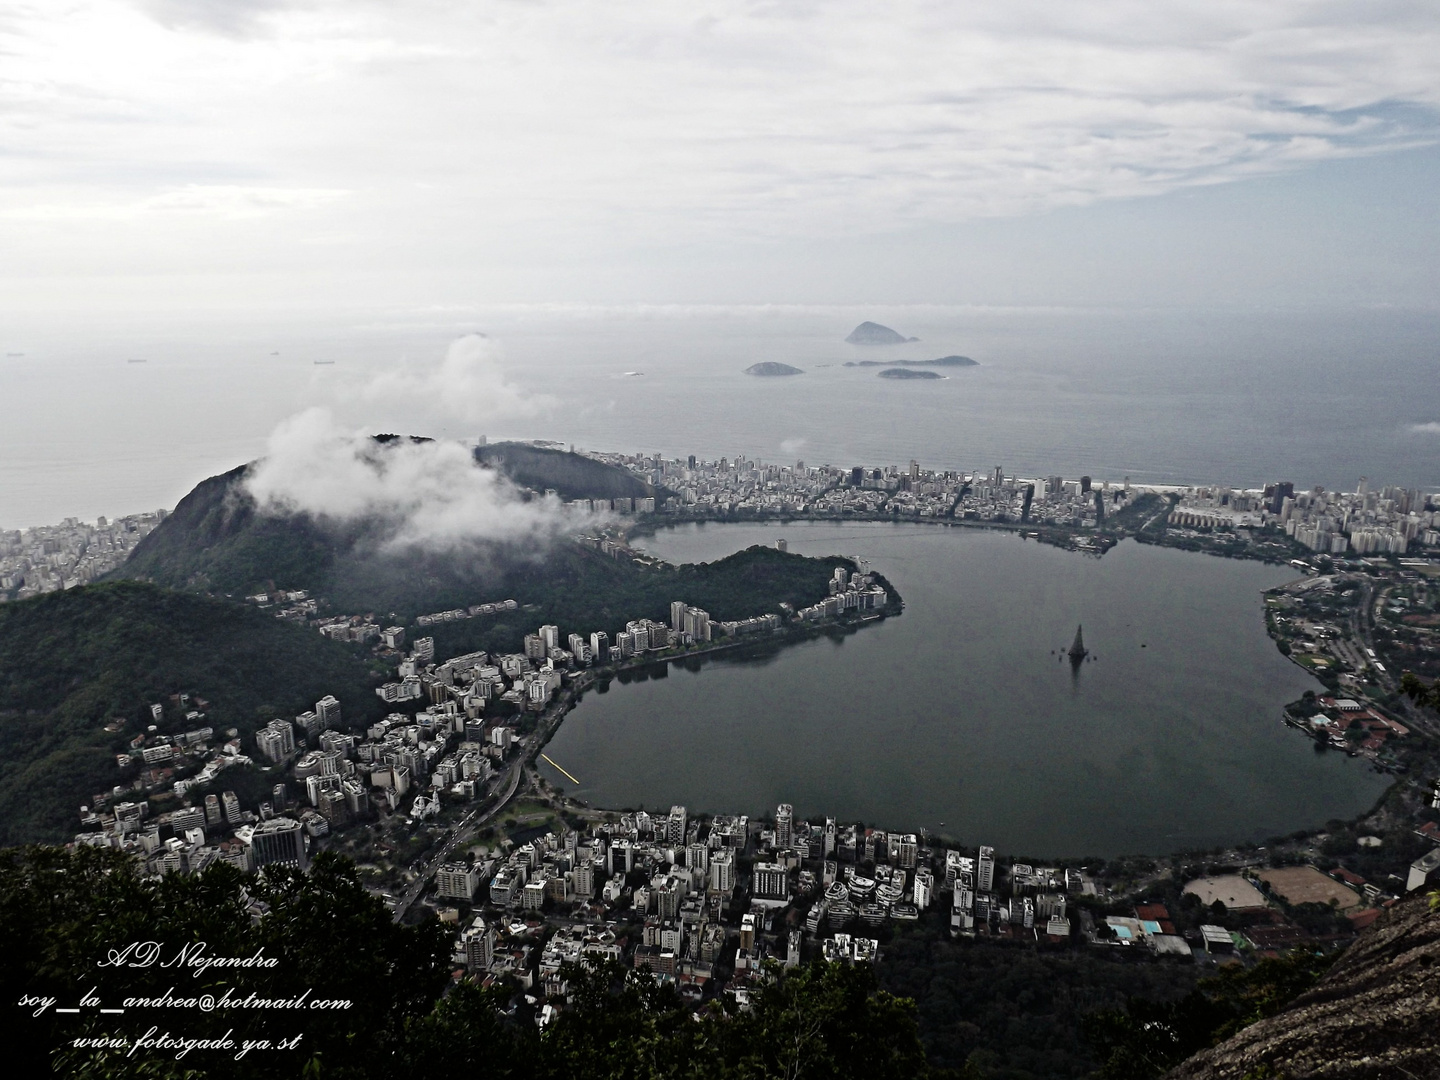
<box><xmin>1166</xmin><ymin>892</ymin><xmax>1440</xmax><ymax>1079</ymax></box>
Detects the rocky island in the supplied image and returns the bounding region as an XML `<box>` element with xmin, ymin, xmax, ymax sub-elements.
<box><xmin>846</xmin><ymin>355</ymin><xmax>978</xmax><ymax>369</ymax></box>
<box><xmin>743</xmin><ymin>362</ymin><xmax>804</xmax><ymax>377</ymax></box>
<box><xmin>878</xmin><ymin>368</ymin><xmax>943</xmax><ymax>380</ymax></box>
<box><xmin>844</xmin><ymin>321</ymin><xmax>918</xmax><ymax>345</ymax></box>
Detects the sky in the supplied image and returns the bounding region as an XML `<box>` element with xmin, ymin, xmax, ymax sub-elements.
<box><xmin>2</xmin><ymin>1</ymin><xmax>1439</xmax><ymax>314</ymax></box>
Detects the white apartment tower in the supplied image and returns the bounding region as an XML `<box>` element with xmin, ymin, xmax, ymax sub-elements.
<box><xmin>666</xmin><ymin>805</ymin><xmax>687</xmax><ymax>846</ymax></box>
<box><xmin>315</xmin><ymin>695</ymin><xmax>342</xmax><ymax>730</ymax></box>
<box><xmin>775</xmin><ymin>804</ymin><xmax>794</xmax><ymax>850</ymax></box>
<box><xmin>978</xmin><ymin>846</ymin><xmax>996</xmax><ymax>893</ymax></box>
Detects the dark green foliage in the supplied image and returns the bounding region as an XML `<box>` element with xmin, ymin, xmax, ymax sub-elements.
<box><xmin>428</xmin><ymin>544</ymin><xmax>872</xmax><ymax>657</ymax></box>
<box><xmin>115</xmin><ymin>465</ymin><xmax>865</xmax><ymax>630</ymax></box>
<box><xmin>117</xmin><ymin>465</ymin><xmax>338</xmax><ymax>596</ymax></box>
<box><xmin>878</xmin><ymin>927</ymin><xmax>1201</xmax><ymax>1078</ymax></box>
<box><xmin>3</xmin><ymin>845</ymin><xmax>451</xmax><ymax>1079</ymax></box>
<box><xmin>1402</xmin><ymin>671</ymin><xmax>1440</xmax><ymax>711</ymax></box>
<box><xmin>406</xmin><ymin>957</ymin><xmax>930</xmax><ymax>1080</ymax></box>
<box><xmin>1083</xmin><ymin>949</ymin><xmax>1334</xmax><ymax>1079</ymax></box>
<box><xmin>5</xmin><ymin>845</ymin><xmax>933</xmax><ymax>1080</ymax></box>
<box><xmin>1103</xmin><ymin>493</ymin><xmax>1167</xmax><ymax>535</ymax></box>
<box><xmin>476</xmin><ymin>442</ymin><xmax>668</xmax><ymax>502</ymax></box>
<box><xmin>0</xmin><ymin>581</ymin><xmax>381</xmax><ymax>844</ymax></box>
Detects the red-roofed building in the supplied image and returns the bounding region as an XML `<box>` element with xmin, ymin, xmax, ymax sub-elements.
<box><xmin>1333</xmin><ymin>867</ymin><xmax>1368</xmax><ymax>888</ymax></box>
<box><xmin>1348</xmin><ymin>908</ymin><xmax>1382</xmax><ymax>932</ymax></box>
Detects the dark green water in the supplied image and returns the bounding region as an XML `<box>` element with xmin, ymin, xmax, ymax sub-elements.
<box><xmin>540</xmin><ymin>523</ymin><xmax>1390</xmax><ymax>858</ymax></box>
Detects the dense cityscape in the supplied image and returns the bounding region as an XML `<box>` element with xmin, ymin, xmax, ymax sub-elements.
<box><xmin>35</xmin><ymin>446</ymin><xmax>1440</xmax><ymax>1042</ymax></box>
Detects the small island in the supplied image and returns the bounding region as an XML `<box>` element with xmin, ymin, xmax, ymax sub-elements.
<box><xmin>878</xmin><ymin>368</ymin><xmax>943</xmax><ymax>380</ymax></box>
<box><xmin>845</xmin><ymin>321</ymin><xmax>918</xmax><ymax>345</ymax></box>
<box><xmin>845</xmin><ymin>354</ymin><xmax>977</xmax><ymax>369</ymax></box>
<box><xmin>744</xmin><ymin>362</ymin><xmax>804</xmax><ymax>377</ymax></box>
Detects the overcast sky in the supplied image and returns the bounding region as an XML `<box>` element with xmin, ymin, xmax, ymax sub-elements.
<box><xmin>3</xmin><ymin>0</ymin><xmax>1439</xmax><ymax>313</ymax></box>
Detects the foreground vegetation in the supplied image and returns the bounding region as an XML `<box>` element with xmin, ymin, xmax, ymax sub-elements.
<box><xmin>4</xmin><ymin>845</ymin><xmax>933</xmax><ymax>1080</ymax></box>
<box><xmin>1</xmin><ymin>843</ymin><xmax>1363</xmax><ymax>1080</ymax></box>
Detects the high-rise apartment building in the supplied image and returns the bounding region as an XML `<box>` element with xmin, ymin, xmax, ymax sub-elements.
<box><xmin>896</xmin><ymin>834</ymin><xmax>918</xmax><ymax>869</ymax></box>
<box><xmin>315</xmin><ymin>695</ymin><xmax>342</xmax><ymax>730</ymax></box>
<box><xmin>753</xmin><ymin>862</ymin><xmax>789</xmax><ymax>901</ymax></box>
<box><xmin>978</xmin><ymin>846</ymin><xmax>996</xmax><ymax>893</ymax></box>
<box><xmin>775</xmin><ymin>804</ymin><xmax>793</xmax><ymax>850</ymax></box>
<box><xmin>436</xmin><ymin>862</ymin><xmax>481</xmax><ymax>901</ymax></box>
<box><xmin>250</xmin><ymin>817</ymin><xmax>307</xmax><ymax>871</ymax></box>
<box><xmin>255</xmin><ymin>719</ymin><xmax>295</xmax><ymax>764</ymax></box>
<box><xmin>666</xmin><ymin>805</ymin><xmax>687</xmax><ymax>846</ymax></box>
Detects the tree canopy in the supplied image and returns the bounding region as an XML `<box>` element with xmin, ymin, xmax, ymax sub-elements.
<box><xmin>4</xmin><ymin>845</ymin><xmax>935</xmax><ymax>1080</ymax></box>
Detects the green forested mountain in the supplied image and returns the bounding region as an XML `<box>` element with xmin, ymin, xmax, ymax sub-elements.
<box><xmin>114</xmin><ymin>447</ymin><xmax>678</xmax><ymax>616</ymax></box>
<box><xmin>115</xmin><ymin>463</ymin><xmax>339</xmax><ymax>595</ymax></box>
<box><xmin>0</xmin><ymin>581</ymin><xmax>382</xmax><ymax>844</ymax></box>
<box><xmin>112</xmin><ymin>450</ymin><xmax>878</xmax><ymax>636</ymax></box>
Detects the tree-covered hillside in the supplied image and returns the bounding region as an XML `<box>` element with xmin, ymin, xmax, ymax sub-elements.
<box><xmin>114</xmin><ymin>451</ymin><xmax>676</xmax><ymax>615</ymax></box>
<box><xmin>476</xmin><ymin>441</ymin><xmax>668</xmax><ymax>502</ymax></box>
<box><xmin>114</xmin><ymin>453</ymin><xmax>888</xmax><ymax>631</ymax></box>
<box><xmin>115</xmin><ymin>463</ymin><xmax>340</xmax><ymax>595</ymax></box>
<box><xmin>426</xmin><ymin>543</ymin><xmax>877</xmax><ymax>657</ymax></box>
<box><xmin>0</xmin><ymin>581</ymin><xmax>382</xmax><ymax>844</ymax></box>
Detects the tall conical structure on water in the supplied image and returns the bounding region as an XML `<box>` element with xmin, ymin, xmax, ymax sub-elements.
<box><xmin>1068</xmin><ymin>624</ymin><xmax>1087</xmax><ymax>662</ymax></box>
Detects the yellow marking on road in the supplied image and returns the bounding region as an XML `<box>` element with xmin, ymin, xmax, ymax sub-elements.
<box><xmin>540</xmin><ymin>754</ymin><xmax>579</xmax><ymax>784</ymax></box>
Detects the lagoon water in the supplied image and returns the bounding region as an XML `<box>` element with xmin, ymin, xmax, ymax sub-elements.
<box><xmin>540</xmin><ymin>522</ymin><xmax>1391</xmax><ymax>857</ymax></box>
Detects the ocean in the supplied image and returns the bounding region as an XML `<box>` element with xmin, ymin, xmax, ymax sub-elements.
<box><xmin>2</xmin><ymin>304</ymin><xmax>1438</xmax><ymax>528</ymax></box>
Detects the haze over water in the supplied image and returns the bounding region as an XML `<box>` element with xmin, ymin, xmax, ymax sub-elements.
<box><xmin>3</xmin><ymin>305</ymin><xmax>1439</xmax><ymax>528</ymax></box>
<box><xmin>541</xmin><ymin>522</ymin><xmax>1390</xmax><ymax>858</ymax></box>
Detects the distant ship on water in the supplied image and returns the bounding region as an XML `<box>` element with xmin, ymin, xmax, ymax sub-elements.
<box><xmin>126</xmin><ymin>358</ymin><xmax>147</xmax><ymax>364</ymax></box>
<box><xmin>313</xmin><ymin>360</ymin><xmax>336</xmax><ymax>365</ymax></box>
<box><xmin>1068</xmin><ymin>625</ymin><xmax>1088</xmax><ymax>663</ymax></box>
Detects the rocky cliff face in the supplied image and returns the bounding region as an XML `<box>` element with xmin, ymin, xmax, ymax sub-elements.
<box><xmin>1166</xmin><ymin>892</ymin><xmax>1440</xmax><ymax>1079</ymax></box>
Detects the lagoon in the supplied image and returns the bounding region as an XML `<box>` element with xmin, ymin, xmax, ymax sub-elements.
<box><xmin>540</xmin><ymin>522</ymin><xmax>1390</xmax><ymax>857</ymax></box>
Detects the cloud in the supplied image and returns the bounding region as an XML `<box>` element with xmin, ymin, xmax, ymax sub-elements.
<box><xmin>3</xmin><ymin>2</ymin><xmax>1438</xmax><ymax>240</ymax></box>
<box><xmin>356</xmin><ymin>333</ymin><xmax>553</xmax><ymax>430</ymax></box>
<box><xmin>242</xmin><ymin>407</ymin><xmax>582</xmax><ymax>551</ymax></box>
<box><xmin>0</xmin><ymin>185</ymin><xmax>349</xmax><ymax>222</ymax></box>
<box><xmin>780</xmin><ymin>438</ymin><xmax>807</xmax><ymax>456</ymax></box>
<box><xmin>241</xmin><ymin>334</ymin><xmax>578</xmax><ymax>552</ymax></box>
<box><xmin>139</xmin><ymin>0</ymin><xmax>301</xmax><ymax>39</ymax></box>
<box><xmin>1408</xmin><ymin>421</ymin><xmax>1440</xmax><ymax>435</ymax></box>
<box><xmin>1</xmin><ymin>1</ymin><xmax>1438</xmax><ymax>304</ymax></box>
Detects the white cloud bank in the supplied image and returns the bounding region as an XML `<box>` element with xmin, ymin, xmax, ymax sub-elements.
<box><xmin>0</xmin><ymin>0</ymin><xmax>1436</xmax><ymax>275</ymax></box>
<box><xmin>243</xmin><ymin>409</ymin><xmax>574</xmax><ymax>551</ymax></box>
<box><xmin>242</xmin><ymin>335</ymin><xmax>581</xmax><ymax>552</ymax></box>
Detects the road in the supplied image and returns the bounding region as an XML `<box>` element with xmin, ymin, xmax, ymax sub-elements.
<box><xmin>388</xmin><ymin>675</ymin><xmax>590</xmax><ymax>922</ymax></box>
<box><xmin>390</xmin><ymin>760</ymin><xmax>524</xmax><ymax>922</ymax></box>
